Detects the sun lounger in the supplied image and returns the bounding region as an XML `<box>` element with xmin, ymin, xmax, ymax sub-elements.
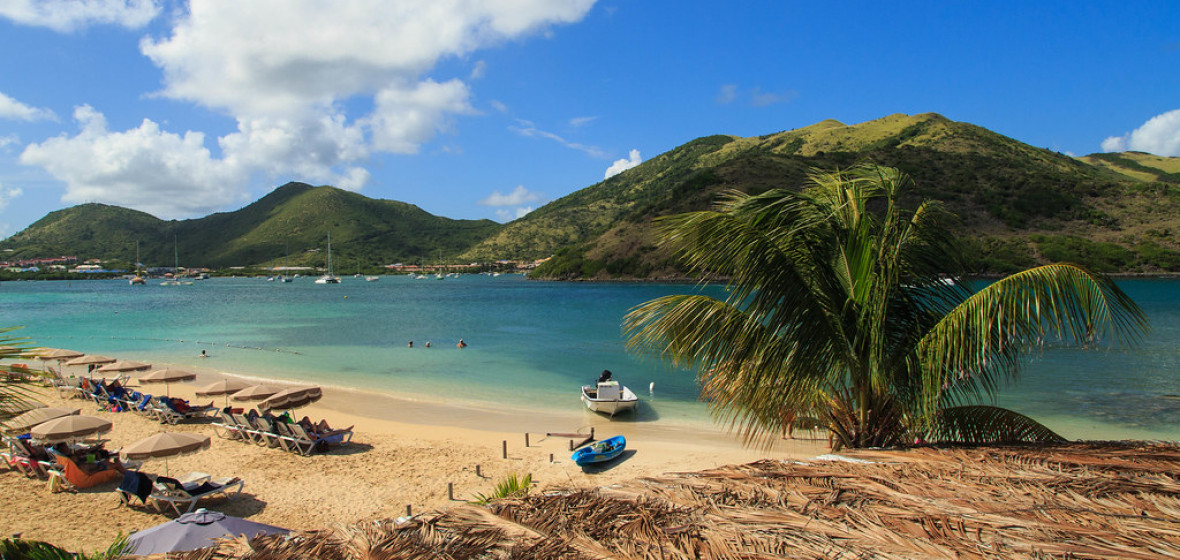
<box><xmin>149</xmin><ymin>472</ymin><xmax>244</xmax><ymax>515</ymax></box>
<box><xmin>3</xmin><ymin>437</ymin><xmax>54</xmax><ymax>479</ymax></box>
<box><xmin>279</xmin><ymin>422</ymin><xmax>353</xmax><ymax>455</ymax></box>
<box><xmin>47</xmin><ymin>453</ymin><xmax>122</xmax><ymax>492</ymax></box>
<box><xmin>211</xmin><ymin>410</ymin><xmax>250</xmax><ymax>441</ymax></box>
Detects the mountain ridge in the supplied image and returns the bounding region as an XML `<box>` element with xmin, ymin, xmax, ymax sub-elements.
<box><xmin>4</xmin><ymin>113</ymin><xmax>1180</xmax><ymax>277</ymax></box>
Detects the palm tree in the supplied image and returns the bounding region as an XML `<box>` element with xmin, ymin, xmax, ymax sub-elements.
<box><xmin>625</xmin><ymin>165</ymin><xmax>1149</xmax><ymax>450</ymax></box>
<box><xmin>0</xmin><ymin>326</ymin><xmax>42</xmax><ymax>422</ymax></box>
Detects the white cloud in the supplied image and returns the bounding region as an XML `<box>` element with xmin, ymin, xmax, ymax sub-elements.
<box><xmin>479</xmin><ymin>185</ymin><xmax>543</xmax><ymax>207</ymax></box>
<box><xmin>366</xmin><ymin>79</ymin><xmax>474</xmax><ymax>154</ymax></box>
<box><xmin>569</xmin><ymin>116</ymin><xmax>597</xmax><ymax>127</ymax></box>
<box><xmin>0</xmin><ymin>183</ymin><xmax>22</xmax><ymax>211</ymax></box>
<box><xmin>469</xmin><ymin>60</ymin><xmax>487</xmax><ymax>80</ymax></box>
<box><xmin>750</xmin><ymin>87</ymin><xmax>798</xmax><ymax>107</ymax></box>
<box><xmin>0</xmin><ymin>90</ymin><xmax>57</xmax><ymax>122</ymax></box>
<box><xmin>0</xmin><ymin>0</ymin><xmax>159</xmax><ymax>32</ymax></box>
<box><xmin>140</xmin><ymin>0</ymin><xmax>595</xmax><ymax>120</ymax></box>
<box><xmin>15</xmin><ymin>1</ymin><xmax>597</xmax><ymax>220</ymax></box>
<box><xmin>1102</xmin><ymin>109</ymin><xmax>1180</xmax><ymax>156</ymax></box>
<box><xmin>19</xmin><ymin>105</ymin><xmax>245</xmax><ymax>219</ymax></box>
<box><xmin>716</xmin><ymin>84</ymin><xmax>737</xmax><ymax>105</ymax></box>
<box><xmin>604</xmin><ymin>149</ymin><xmax>641</xmax><ymax>179</ymax></box>
<box><xmin>495</xmin><ymin>206</ymin><xmax>534</xmax><ymax>221</ymax></box>
<box><xmin>0</xmin><ymin>134</ymin><xmax>18</xmax><ymax>149</ymax></box>
<box><xmin>510</xmin><ymin>119</ymin><xmax>604</xmax><ymax>157</ymax></box>
<box><xmin>717</xmin><ymin>84</ymin><xmax>797</xmax><ymax>107</ymax></box>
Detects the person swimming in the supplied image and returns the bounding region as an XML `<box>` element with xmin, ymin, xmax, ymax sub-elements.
<box><xmin>457</xmin><ymin>339</ymin><xmax>467</xmax><ymax>348</ymax></box>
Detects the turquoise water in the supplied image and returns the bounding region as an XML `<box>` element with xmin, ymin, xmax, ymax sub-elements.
<box><xmin>1</xmin><ymin>275</ymin><xmax>1177</xmax><ymax>440</ymax></box>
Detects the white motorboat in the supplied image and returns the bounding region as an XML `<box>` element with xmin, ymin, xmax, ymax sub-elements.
<box><xmin>581</xmin><ymin>379</ymin><xmax>638</xmax><ymax>417</ymax></box>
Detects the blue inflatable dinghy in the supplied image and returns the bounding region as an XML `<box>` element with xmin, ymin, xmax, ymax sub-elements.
<box><xmin>571</xmin><ymin>435</ymin><xmax>626</xmax><ymax>466</ymax></box>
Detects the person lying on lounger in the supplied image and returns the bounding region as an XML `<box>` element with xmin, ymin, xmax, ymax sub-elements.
<box><xmin>296</xmin><ymin>416</ymin><xmax>353</xmax><ymax>436</ymax></box>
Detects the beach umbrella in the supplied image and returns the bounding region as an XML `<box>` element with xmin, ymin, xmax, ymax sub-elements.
<box><xmin>257</xmin><ymin>386</ymin><xmax>322</xmax><ymax>412</ymax></box>
<box><xmin>122</xmin><ymin>432</ymin><xmax>211</xmax><ymax>460</ymax></box>
<box><xmin>32</xmin><ymin>348</ymin><xmax>84</xmax><ymax>376</ymax></box>
<box><xmin>97</xmin><ymin>360</ymin><xmax>151</xmax><ymax>373</ymax></box>
<box><xmin>230</xmin><ymin>384</ymin><xmax>282</xmax><ymax>403</ymax></box>
<box><xmin>64</xmin><ymin>354</ymin><xmax>117</xmax><ymax>368</ymax></box>
<box><xmin>126</xmin><ymin>508</ymin><xmax>289</xmax><ymax>555</ymax></box>
<box><xmin>29</xmin><ymin>415</ymin><xmax>112</xmax><ymax>443</ymax></box>
<box><xmin>122</xmin><ymin>432</ymin><xmax>210</xmax><ymax>476</ymax></box>
<box><xmin>196</xmin><ymin>379</ymin><xmax>251</xmax><ymax>408</ymax></box>
<box><xmin>1</xmin><ymin>407</ymin><xmax>80</xmax><ymax>435</ymax></box>
<box><xmin>139</xmin><ymin>368</ymin><xmax>197</xmax><ymax>396</ymax></box>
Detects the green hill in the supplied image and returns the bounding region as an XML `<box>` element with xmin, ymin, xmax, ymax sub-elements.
<box><xmin>6</xmin><ymin>114</ymin><xmax>1180</xmax><ymax>278</ymax></box>
<box><xmin>0</xmin><ymin>182</ymin><xmax>501</xmax><ymax>270</ymax></box>
<box><xmin>469</xmin><ymin>113</ymin><xmax>1180</xmax><ymax>278</ymax></box>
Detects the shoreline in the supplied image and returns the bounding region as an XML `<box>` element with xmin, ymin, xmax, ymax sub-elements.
<box><xmin>2</xmin><ymin>362</ymin><xmax>828</xmax><ymax>551</ymax></box>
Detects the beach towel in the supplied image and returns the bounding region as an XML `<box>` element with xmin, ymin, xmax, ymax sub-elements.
<box><xmin>118</xmin><ymin>471</ymin><xmax>153</xmax><ymax>504</ymax></box>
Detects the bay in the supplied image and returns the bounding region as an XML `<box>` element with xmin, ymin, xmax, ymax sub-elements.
<box><xmin>1</xmin><ymin>275</ymin><xmax>1176</xmax><ymax>441</ymax></box>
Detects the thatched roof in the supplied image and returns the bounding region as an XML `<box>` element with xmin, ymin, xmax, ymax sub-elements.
<box><xmin>154</xmin><ymin>443</ymin><xmax>1180</xmax><ymax>559</ymax></box>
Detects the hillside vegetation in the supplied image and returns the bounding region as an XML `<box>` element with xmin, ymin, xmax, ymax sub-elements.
<box><xmin>0</xmin><ymin>182</ymin><xmax>500</xmax><ymax>270</ymax></box>
<box><xmin>4</xmin><ymin>113</ymin><xmax>1179</xmax><ymax>278</ymax></box>
<box><xmin>510</xmin><ymin>113</ymin><xmax>1180</xmax><ymax>278</ymax></box>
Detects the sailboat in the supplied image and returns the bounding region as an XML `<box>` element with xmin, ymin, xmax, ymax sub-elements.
<box><xmin>129</xmin><ymin>241</ymin><xmax>146</xmax><ymax>285</ymax></box>
<box><xmin>160</xmin><ymin>235</ymin><xmax>192</xmax><ymax>286</ymax></box>
<box><xmin>314</xmin><ymin>232</ymin><xmax>341</xmax><ymax>284</ymax></box>
<box><xmin>277</xmin><ymin>241</ymin><xmax>293</xmax><ymax>283</ymax></box>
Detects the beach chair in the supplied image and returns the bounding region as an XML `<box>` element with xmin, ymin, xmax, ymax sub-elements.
<box><xmin>149</xmin><ymin>472</ymin><xmax>244</xmax><ymax>515</ymax></box>
<box><xmin>246</xmin><ymin>414</ymin><xmax>285</xmax><ymax>448</ymax></box>
<box><xmin>47</xmin><ymin>453</ymin><xmax>122</xmax><ymax>493</ymax></box>
<box><xmin>154</xmin><ymin>398</ymin><xmax>217</xmax><ymax>425</ymax></box>
<box><xmin>226</xmin><ymin>413</ymin><xmax>261</xmax><ymax>445</ymax></box>
<box><xmin>280</xmin><ymin>422</ymin><xmax>353</xmax><ymax>456</ymax></box>
<box><xmin>211</xmin><ymin>410</ymin><xmax>249</xmax><ymax>441</ymax></box>
<box><xmin>3</xmin><ymin>437</ymin><xmax>53</xmax><ymax>479</ymax></box>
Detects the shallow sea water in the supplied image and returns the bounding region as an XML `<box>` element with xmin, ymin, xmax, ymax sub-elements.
<box><xmin>1</xmin><ymin>275</ymin><xmax>1176</xmax><ymax>441</ymax></box>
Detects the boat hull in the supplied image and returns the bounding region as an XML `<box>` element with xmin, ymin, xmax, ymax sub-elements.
<box><xmin>581</xmin><ymin>385</ymin><xmax>638</xmax><ymax>416</ymax></box>
<box><xmin>571</xmin><ymin>435</ymin><xmax>626</xmax><ymax>466</ymax></box>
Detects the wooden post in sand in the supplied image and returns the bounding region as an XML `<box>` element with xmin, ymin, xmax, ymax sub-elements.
<box><xmin>524</xmin><ymin>432</ymin><xmax>530</xmax><ymax>447</ymax></box>
<box><xmin>502</xmin><ymin>440</ymin><xmax>508</xmax><ymax>459</ymax></box>
<box><xmin>405</xmin><ymin>504</ymin><xmax>412</xmax><ymax>517</ymax></box>
<box><xmin>447</xmin><ymin>482</ymin><xmax>454</xmax><ymax>500</ymax></box>
<box><xmin>476</xmin><ymin>464</ymin><xmax>482</xmax><ymax>477</ymax></box>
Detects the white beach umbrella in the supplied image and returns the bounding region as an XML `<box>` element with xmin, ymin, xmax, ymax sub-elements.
<box><xmin>230</xmin><ymin>384</ymin><xmax>283</xmax><ymax>403</ymax></box>
<box><xmin>139</xmin><ymin>368</ymin><xmax>198</xmax><ymax>396</ymax></box>
<box><xmin>29</xmin><ymin>415</ymin><xmax>112</xmax><ymax>444</ymax></box>
<box><xmin>196</xmin><ymin>379</ymin><xmax>251</xmax><ymax>408</ymax></box>
<box><xmin>122</xmin><ymin>432</ymin><xmax>211</xmax><ymax>476</ymax></box>
<box><xmin>1</xmin><ymin>407</ymin><xmax>80</xmax><ymax>435</ymax></box>
<box><xmin>97</xmin><ymin>360</ymin><xmax>151</xmax><ymax>373</ymax></box>
<box><xmin>257</xmin><ymin>386</ymin><xmax>322</xmax><ymax>412</ymax></box>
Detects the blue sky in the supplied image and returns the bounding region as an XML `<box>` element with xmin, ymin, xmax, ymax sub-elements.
<box><xmin>0</xmin><ymin>1</ymin><xmax>1177</xmax><ymax>238</ymax></box>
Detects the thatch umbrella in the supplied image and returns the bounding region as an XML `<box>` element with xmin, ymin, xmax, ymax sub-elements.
<box><xmin>29</xmin><ymin>415</ymin><xmax>112</xmax><ymax>444</ymax></box>
<box><xmin>121</xmin><ymin>432</ymin><xmax>210</xmax><ymax>476</ymax></box>
<box><xmin>257</xmin><ymin>386</ymin><xmax>322</xmax><ymax>412</ymax></box>
<box><xmin>139</xmin><ymin>368</ymin><xmax>197</xmax><ymax>396</ymax></box>
<box><xmin>196</xmin><ymin>379</ymin><xmax>251</xmax><ymax>409</ymax></box>
<box><xmin>1</xmin><ymin>407</ymin><xmax>80</xmax><ymax>435</ymax></box>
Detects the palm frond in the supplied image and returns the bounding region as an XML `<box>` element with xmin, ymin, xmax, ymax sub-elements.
<box><xmin>928</xmin><ymin>405</ymin><xmax>1066</xmax><ymax>444</ymax></box>
<box><xmin>918</xmin><ymin>263</ymin><xmax>1149</xmax><ymax>420</ymax></box>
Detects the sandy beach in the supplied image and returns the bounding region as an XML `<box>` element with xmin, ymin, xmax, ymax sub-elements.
<box><xmin>1</xmin><ymin>367</ymin><xmax>827</xmax><ymax>552</ymax></box>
